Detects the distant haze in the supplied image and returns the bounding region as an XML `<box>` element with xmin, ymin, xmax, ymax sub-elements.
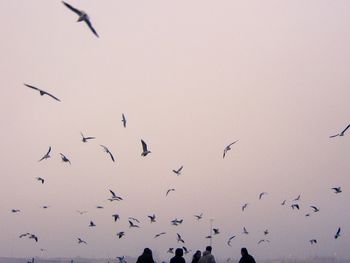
<box><xmin>0</xmin><ymin>0</ymin><xmax>349</xmax><ymax>261</ymax></box>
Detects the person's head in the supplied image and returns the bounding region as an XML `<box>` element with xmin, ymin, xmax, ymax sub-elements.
<box><xmin>241</xmin><ymin>248</ymin><xmax>248</xmax><ymax>256</ymax></box>
<box><xmin>143</xmin><ymin>248</ymin><xmax>153</xmax><ymax>256</ymax></box>
<box><xmin>175</xmin><ymin>248</ymin><xmax>184</xmax><ymax>257</ymax></box>
<box><xmin>205</xmin><ymin>246</ymin><xmax>212</xmax><ymax>253</ymax></box>
<box><xmin>193</xmin><ymin>250</ymin><xmax>201</xmax><ymax>258</ymax></box>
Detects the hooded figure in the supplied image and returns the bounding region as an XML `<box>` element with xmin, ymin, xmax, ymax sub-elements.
<box><xmin>170</xmin><ymin>248</ymin><xmax>186</xmax><ymax>263</ymax></box>
<box><xmin>192</xmin><ymin>250</ymin><xmax>201</xmax><ymax>263</ymax></box>
<box><xmin>239</xmin><ymin>248</ymin><xmax>256</xmax><ymax>263</ymax></box>
<box><xmin>137</xmin><ymin>248</ymin><xmax>155</xmax><ymax>263</ymax></box>
<box><xmin>198</xmin><ymin>246</ymin><xmax>215</xmax><ymax>263</ymax></box>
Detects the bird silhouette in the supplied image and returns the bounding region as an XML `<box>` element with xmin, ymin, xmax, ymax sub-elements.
<box><xmin>36</xmin><ymin>177</ymin><xmax>45</xmax><ymax>184</ymax></box>
<box><xmin>121</xmin><ymin>114</ymin><xmax>127</xmax><ymax>128</ymax></box>
<box><xmin>129</xmin><ymin>220</ymin><xmax>140</xmax><ymax>228</ymax></box>
<box><xmin>332</xmin><ymin>187</ymin><xmax>342</xmax><ymax>194</ymax></box>
<box><xmin>148</xmin><ymin>214</ymin><xmax>156</xmax><ymax>223</ymax></box>
<box><xmin>227</xmin><ymin>236</ymin><xmax>235</xmax><ymax>246</ymax></box>
<box><xmin>291</xmin><ymin>204</ymin><xmax>300</xmax><ymax>210</ymax></box>
<box><xmin>259</xmin><ymin>192</ymin><xmax>268</xmax><ymax>200</ymax></box>
<box><xmin>89</xmin><ymin>221</ymin><xmax>96</xmax><ymax>227</ymax></box>
<box><xmin>112</xmin><ymin>214</ymin><xmax>120</xmax><ymax>222</ymax></box>
<box><xmin>38</xmin><ymin>147</ymin><xmax>51</xmax><ymax>162</ymax></box>
<box><xmin>309</xmin><ymin>239</ymin><xmax>317</xmax><ymax>245</ymax></box>
<box><xmin>116</xmin><ymin>232</ymin><xmax>125</xmax><ymax>239</ymax></box>
<box><xmin>60</xmin><ymin>153</ymin><xmax>71</xmax><ymax>164</ymax></box>
<box><xmin>62</xmin><ymin>1</ymin><xmax>99</xmax><ymax>37</ymax></box>
<box><xmin>310</xmin><ymin>206</ymin><xmax>320</xmax><ymax>212</ymax></box>
<box><xmin>77</xmin><ymin>238</ymin><xmax>87</xmax><ymax>244</ymax></box>
<box><xmin>25</xmin><ymin>84</ymin><xmax>61</xmax><ymax>101</ymax></box>
<box><xmin>166</xmin><ymin>188</ymin><xmax>175</xmax><ymax>196</ymax></box>
<box><xmin>154</xmin><ymin>232</ymin><xmax>166</xmax><ymax>238</ymax></box>
<box><xmin>194</xmin><ymin>213</ymin><xmax>203</xmax><ymax>220</ymax></box>
<box><xmin>80</xmin><ymin>132</ymin><xmax>95</xmax><ymax>143</ymax></box>
<box><xmin>100</xmin><ymin>145</ymin><xmax>115</xmax><ymax>162</ymax></box>
<box><xmin>329</xmin><ymin>124</ymin><xmax>350</xmax><ymax>138</ymax></box>
<box><xmin>177</xmin><ymin>233</ymin><xmax>185</xmax><ymax>243</ymax></box>
<box><xmin>335</xmin><ymin>227</ymin><xmax>341</xmax><ymax>239</ymax></box>
<box><xmin>223</xmin><ymin>140</ymin><xmax>239</xmax><ymax>158</ymax></box>
<box><xmin>141</xmin><ymin>139</ymin><xmax>151</xmax><ymax>156</ymax></box>
<box><xmin>172</xmin><ymin>166</ymin><xmax>183</xmax><ymax>175</ymax></box>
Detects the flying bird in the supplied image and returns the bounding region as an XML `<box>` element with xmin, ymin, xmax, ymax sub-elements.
<box><xmin>329</xmin><ymin>124</ymin><xmax>350</xmax><ymax>138</ymax></box>
<box><xmin>29</xmin><ymin>234</ymin><xmax>38</xmax><ymax>242</ymax></box>
<box><xmin>335</xmin><ymin>227</ymin><xmax>341</xmax><ymax>239</ymax></box>
<box><xmin>141</xmin><ymin>139</ymin><xmax>151</xmax><ymax>156</ymax></box>
<box><xmin>332</xmin><ymin>187</ymin><xmax>342</xmax><ymax>194</ymax></box>
<box><xmin>77</xmin><ymin>238</ymin><xmax>87</xmax><ymax>244</ymax></box>
<box><xmin>112</xmin><ymin>214</ymin><xmax>120</xmax><ymax>222</ymax></box>
<box><xmin>129</xmin><ymin>220</ymin><xmax>140</xmax><ymax>228</ymax></box>
<box><xmin>38</xmin><ymin>146</ymin><xmax>51</xmax><ymax>162</ymax></box>
<box><xmin>89</xmin><ymin>221</ymin><xmax>96</xmax><ymax>227</ymax></box>
<box><xmin>166</xmin><ymin>188</ymin><xmax>175</xmax><ymax>196</ymax></box>
<box><xmin>36</xmin><ymin>177</ymin><xmax>45</xmax><ymax>184</ymax></box>
<box><xmin>148</xmin><ymin>214</ymin><xmax>156</xmax><ymax>223</ymax></box>
<box><xmin>213</xmin><ymin>228</ymin><xmax>220</xmax><ymax>235</ymax></box>
<box><xmin>116</xmin><ymin>232</ymin><xmax>125</xmax><ymax>239</ymax></box>
<box><xmin>109</xmin><ymin>190</ymin><xmax>123</xmax><ymax>201</ymax></box>
<box><xmin>194</xmin><ymin>213</ymin><xmax>203</xmax><ymax>220</ymax></box>
<box><xmin>309</xmin><ymin>239</ymin><xmax>317</xmax><ymax>245</ymax></box>
<box><xmin>177</xmin><ymin>233</ymin><xmax>185</xmax><ymax>243</ymax></box>
<box><xmin>167</xmin><ymin>248</ymin><xmax>174</xmax><ymax>254</ymax></box>
<box><xmin>223</xmin><ymin>140</ymin><xmax>239</xmax><ymax>158</ymax></box>
<box><xmin>60</xmin><ymin>153</ymin><xmax>71</xmax><ymax>164</ymax></box>
<box><xmin>19</xmin><ymin>233</ymin><xmax>30</xmax><ymax>238</ymax></box>
<box><xmin>62</xmin><ymin>1</ymin><xmax>99</xmax><ymax>37</ymax></box>
<box><xmin>227</xmin><ymin>236</ymin><xmax>235</xmax><ymax>246</ymax></box>
<box><xmin>25</xmin><ymin>84</ymin><xmax>61</xmax><ymax>102</ymax></box>
<box><xmin>242</xmin><ymin>203</ymin><xmax>248</xmax><ymax>211</ymax></box>
<box><xmin>281</xmin><ymin>200</ymin><xmax>286</xmax><ymax>206</ymax></box>
<box><xmin>310</xmin><ymin>206</ymin><xmax>320</xmax><ymax>212</ymax></box>
<box><xmin>80</xmin><ymin>132</ymin><xmax>95</xmax><ymax>143</ymax></box>
<box><xmin>154</xmin><ymin>232</ymin><xmax>166</xmax><ymax>238</ymax></box>
<box><xmin>11</xmin><ymin>209</ymin><xmax>20</xmax><ymax>213</ymax></box>
<box><xmin>121</xmin><ymin>114</ymin><xmax>127</xmax><ymax>128</ymax></box>
<box><xmin>259</xmin><ymin>192</ymin><xmax>268</xmax><ymax>200</ymax></box>
<box><xmin>291</xmin><ymin>204</ymin><xmax>300</xmax><ymax>210</ymax></box>
<box><xmin>172</xmin><ymin>166</ymin><xmax>183</xmax><ymax>175</ymax></box>
<box><xmin>293</xmin><ymin>195</ymin><xmax>301</xmax><ymax>201</ymax></box>
<box><xmin>96</xmin><ymin>206</ymin><xmax>104</xmax><ymax>209</ymax></box>
<box><xmin>264</xmin><ymin>229</ymin><xmax>269</xmax><ymax>235</ymax></box>
<box><xmin>243</xmin><ymin>227</ymin><xmax>249</xmax><ymax>235</ymax></box>
<box><xmin>100</xmin><ymin>145</ymin><xmax>115</xmax><ymax>162</ymax></box>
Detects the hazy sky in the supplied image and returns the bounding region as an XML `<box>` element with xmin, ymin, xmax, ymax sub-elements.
<box><xmin>1</xmin><ymin>0</ymin><xmax>350</xmax><ymax>261</ymax></box>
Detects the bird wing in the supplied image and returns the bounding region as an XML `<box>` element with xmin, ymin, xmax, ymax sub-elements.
<box><xmin>178</xmin><ymin>166</ymin><xmax>183</xmax><ymax>172</ymax></box>
<box><xmin>329</xmin><ymin>134</ymin><xmax>339</xmax><ymax>138</ymax></box>
<box><xmin>141</xmin><ymin>140</ymin><xmax>148</xmax><ymax>152</ymax></box>
<box><xmin>42</xmin><ymin>90</ymin><xmax>61</xmax><ymax>101</ymax></box>
<box><xmin>341</xmin><ymin>124</ymin><xmax>350</xmax><ymax>135</ymax></box>
<box><xmin>108</xmin><ymin>151</ymin><xmax>115</xmax><ymax>162</ymax></box>
<box><xmin>62</xmin><ymin>1</ymin><xmax>82</xmax><ymax>16</ymax></box>
<box><xmin>84</xmin><ymin>19</ymin><xmax>99</xmax><ymax>38</ymax></box>
<box><xmin>24</xmin><ymin>83</ymin><xmax>40</xmax><ymax>91</ymax></box>
<box><xmin>110</xmin><ymin>190</ymin><xmax>116</xmax><ymax>198</ymax></box>
<box><xmin>227</xmin><ymin>140</ymin><xmax>239</xmax><ymax>147</ymax></box>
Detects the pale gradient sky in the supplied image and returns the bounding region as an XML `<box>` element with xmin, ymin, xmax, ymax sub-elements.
<box><xmin>1</xmin><ymin>0</ymin><xmax>350</xmax><ymax>261</ymax></box>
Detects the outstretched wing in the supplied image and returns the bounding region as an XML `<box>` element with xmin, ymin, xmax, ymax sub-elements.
<box><xmin>62</xmin><ymin>1</ymin><xmax>82</xmax><ymax>16</ymax></box>
<box><xmin>141</xmin><ymin>139</ymin><xmax>148</xmax><ymax>152</ymax></box>
<box><xmin>42</xmin><ymin>90</ymin><xmax>61</xmax><ymax>101</ymax></box>
<box><xmin>84</xmin><ymin>19</ymin><xmax>99</xmax><ymax>38</ymax></box>
<box><xmin>340</xmin><ymin>124</ymin><xmax>350</xmax><ymax>135</ymax></box>
<box><xmin>24</xmin><ymin>83</ymin><xmax>40</xmax><ymax>91</ymax></box>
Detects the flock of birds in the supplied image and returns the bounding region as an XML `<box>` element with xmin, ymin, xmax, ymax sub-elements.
<box><xmin>8</xmin><ymin>1</ymin><xmax>348</xmax><ymax>261</ymax></box>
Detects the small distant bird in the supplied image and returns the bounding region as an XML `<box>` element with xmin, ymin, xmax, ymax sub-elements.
<box><xmin>264</xmin><ymin>229</ymin><xmax>269</xmax><ymax>235</ymax></box>
<box><xmin>291</xmin><ymin>204</ymin><xmax>300</xmax><ymax>210</ymax></box>
<box><xmin>29</xmin><ymin>234</ymin><xmax>38</xmax><ymax>242</ymax></box>
<box><xmin>171</xmin><ymin>219</ymin><xmax>183</xmax><ymax>226</ymax></box>
<box><xmin>259</xmin><ymin>192</ymin><xmax>268</xmax><ymax>200</ymax></box>
<box><xmin>141</xmin><ymin>139</ymin><xmax>151</xmax><ymax>156</ymax></box>
<box><xmin>148</xmin><ymin>214</ymin><xmax>156</xmax><ymax>223</ymax></box>
<box><xmin>11</xmin><ymin>209</ymin><xmax>20</xmax><ymax>213</ymax></box>
<box><xmin>78</xmin><ymin>238</ymin><xmax>87</xmax><ymax>244</ymax></box>
<box><xmin>167</xmin><ymin>248</ymin><xmax>174</xmax><ymax>254</ymax></box>
<box><xmin>25</xmin><ymin>84</ymin><xmax>60</xmax><ymax>102</ymax></box>
<box><xmin>36</xmin><ymin>177</ymin><xmax>45</xmax><ymax>184</ymax></box>
<box><xmin>89</xmin><ymin>221</ymin><xmax>96</xmax><ymax>227</ymax></box>
<box><xmin>294</xmin><ymin>195</ymin><xmax>301</xmax><ymax>201</ymax></box>
<box><xmin>121</xmin><ymin>114</ymin><xmax>127</xmax><ymax>128</ymax></box>
<box><xmin>60</xmin><ymin>153</ymin><xmax>71</xmax><ymax>164</ymax></box>
<box><xmin>329</xmin><ymin>124</ymin><xmax>350</xmax><ymax>138</ymax></box>
<box><xmin>129</xmin><ymin>220</ymin><xmax>140</xmax><ymax>228</ymax></box>
<box><xmin>223</xmin><ymin>140</ymin><xmax>239</xmax><ymax>158</ymax></box>
<box><xmin>38</xmin><ymin>146</ymin><xmax>51</xmax><ymax>162</ymax></box>
<box><xmin>332</xmin><ymin>187</ymin><xmax>342</xmax><ymax>194</ymax></box>
<box><xmin>42</xmin><ymin>205</ymin><xmax>50</xmax><ymax>209</ymax></box>
<box><xmin>177</xmin><ymin>233</ymin><xmax>185</xmax><ymax>243</ymax></box>
<box><xmin>62</xmin><ymin>1</ymin><xmax>99</xmax><ymax>37</ymax></box>
<box><xmin>112</xmin><ymin>214</ymin><xmax>120</xmax><ymax>222</ymax></box>
<box><xmin>172</xmin><ymin>166</ymin><xmax>183</xmax><ymax>175</ymax></box>
<box><xmin>166</xmin><ymin>188</ymin><xmax>175</xmax><ymax>196</ymax></box>
<box><xmin>310</xmin><ymin>206</ymin><xmax>320</xmax><ymax>212</ymax></box>
<box><xmin>281</xmin><ymin>200</ymin><xmax>286</xmax><ymax>205</ymax></box>
<box><xmin>194</xmin><ymin>213</ymin><xmax>203</xmax><ymax>220</ymax></box>
<box><xmin>305</xmin><ymin>213</ymin><xmax>311</xmax><ymax>217</ymax></box>
<box><xmin>309</xmin><ymin>239</ymin><xmax>317</xmax><ymax>245</ymax></box>
<box><xmin>205</xmin><ymin>235</ymin><xmax>212</xmax><ymax>239</ymax></box>
<box><xmin>129</xmin><ymin>217</ymin><xmax>140</xmax><ymax>223</ymax></box>
<box><xmin>19</xmin><ymin>233</ymin><xmax>30</xmax><ymax>238</ymax></box>
<box><xmin>227</xmin><ymin>236</ymin><xmax>235</xmax><ymax>246</ymax></box>
<box><xmin>242</xmin><ymin>203</ymin><xmax>248</xmax><ymax>211</ymax></box>
<box><xmin>80</xmin><ymin>132</ymin><xmax>95</xmax><ymax>143</ymax></box>
<box><xmin>96</xmin><ymin>206</ymin><xmax>104</xmax><ymax>209</ymax></box>
<box><xmin>116</xmin><ymin>231</ymin><xmax>125</xmax><ymax>239</ymax></box>
<box><xmin>213</xmin><ymin>228</ymin><xmax>220</xmax><ymax>235</ymax></box>
<box><xmin>182</xmin><ymin>246</ymin><xmax>191</xmax><ymax>254</ymax></box>
<box><xmin>335</xmin><ymin>227</ymin><xmax>341</xmax><ymax>239</ymax></box>
<box><xmin>77</xmin><ymin>210</ymin><xmax>87</xmax><ymax>215</ymax></box>
<box><xmin>109</xmin><ymin>190</ymin><xmax>123</xmax><ymax>201</ymax></box>
<box><xmin>243</xmin><ymin>227</ymin><xmax>249</xmax><ymax>235</ymax></box>
<box><xmin>258</xmin><ymin>239</ymin><xmax>270</xmax><ymax>245</ymax></box>
<box><xmin>100</xmin><ymin>145</ymin><xmax>115</xmax><ymax>162</ymax></box>
<box><xmin>154</xmin><ymin>232</ymin><xmax>166</xmax><ymax>238</ymax></box>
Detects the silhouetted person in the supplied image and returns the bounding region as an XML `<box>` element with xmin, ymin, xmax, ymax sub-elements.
<box><xmin>170</xmin><ymin>248</ymin><xmax>186</xmax><ymax>263</ymax></box>
<box><xmin>198</xmin><ymin>246</ymin><xmax>216</xmax><ymax>263</ymax></box>
<box><xmin>239</xmin><ymin>248</ymin><xmax>256</xmax><ymax>263</ymax></box>
<box><xmin>192</xmin><ymin>250</ymin><xmax>201</xmax><ymax>263</ymax></box>
<box><xmin>137</xmin><ymin>248</ymin><xmax>155</xmax><ymax>263</ymax></box>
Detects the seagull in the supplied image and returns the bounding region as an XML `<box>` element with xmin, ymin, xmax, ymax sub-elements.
<box><xmin>29</xmin><ymin>234</ymin><xmax>38</xmax><ymax>242</ymax></box>
<box><xmin>291</xmin><ymin>204</ymin><xmax>300</xmax><ymax>210</ymax></box>
<box><xmin>19</xmin><ymin>233</ymin><xmax>30</xmax><ymax>238</ymax></box>
<box><xmin>129</xmin><ymin>217</ymin><xmax>140</xmax><ymax>223</ymax></box>
<box><xmin>141</xmin><ymin>139</ymin><xmax>151</xmax><ymax>156</ymax></box>
<box><xmin>154</xmin><ymin>232</ymin><xmax>166</xmax><ymax>238</ymax></box>
<box><xmin>77</xmin><ymin>238</ymin><xmax>87</xmax><ymax>244</ymax></box>
<box><xmin>112</xmin><ymin>214</ymin><xmax>120</xmax><ymax>222</ymax></box>
<box><xmin>294</xmin><ymin>195</ymin><xmax>301</xmax><ymax>201</ymax></box>
<box><xmin>117</xmin><ymin>256</ymin><xmax>126</xmax><ymax>263</ymax></box>
<box><xmin>335</xmin><ymin>227</ymin><xmax>341</xmax><ymax>239</ymax></box>
<box><xmin>60</xmin><ymin>153</ymin><xmax>71</xmax><ymax>164</ymax></box>
<box><xmin>243</xmin><ymin>227</ymin><xmax>249</xmax><ymax>235</ymax></box>
<box><xmin>182</xmin><ymin>246</ymin><xmax>191</xmax><ymax>254</ymax></box>
<box><xmin>62</xmin><ymin>1</ymin><xmax>99</xmax><ymax>37</ymax></box>
<box><xmin>116</xmin><ymin>231</ymin><xmax>125</xmax><ymax>239</ymax></box>
<box><xmin>167</xmin><ymin>248</ymin><xmax>174</xmax><ymax>254</ymax></box>
<box><xmin>264</xmin><ymin>229</ymin><xmax>269</xmax><ymax>235</ymax></box>
<box><xmin>329</xmin><ymin>124</ymin><xmax>350</xmax><ymax>138</ymax></box>
<box><xmin>24</xmin><ymin>84</ymin><xmax>61</xmax><ymax>102</ymax></box>
<box><xmin>213</xmin><ymin>228</ymin><xmax>220</xmax><ymax>235</ymax></box>
<box><xmin>242</xmin><ymin>203</ymin><xmax>248</xmax><ymax>211</ymax></box>
<box><xmin>36</xmin><ymin>177</ymin><xmax>45</xmax><ymax>184</ymax></box>
<box><xmin>89</xmin><ymin>221</ymin><xmax>96</xmax><ymax>227</ymax></box>
<box><xmin>129</xmin><ymin>220</ymin><xmax>140</xmax><ymax>228</ymax></box>
<box><xmin>100</xmin><ymin>145</ymin><xmax>115</xmax><ymax>162</ymax></box>
<box><xmin>96</xmin><ymin>206</ymin><xmax>104</xmax><ymax>209</ymax></box>
<box><xmin>332</xmin><ymin>187</ymin><xmax>342</xmax><ymax>194</ymax></box>
<box><xmin>171</xmin><ymin>219</ymin><xmax>183</xmax><ymax>226</ymax></box>
<box><xmin>309</xmin><ymin>239</ymin><xmax>317</xmax><ymax>245</ymax></box>
<box><xmin>259</xmin><ymin>192</ymin><xmax>268</xmax><ymax>200</ymax></box>
<box><xmin>11</xmin><ymin>209</ymin><xmax>20</xmax><ymax>213</ymax></box>
<box><xmin>38</xmin><ymin>146</ymin><xmax>51</xmax><ymax>162</ymax></box>
<box><xmin>41</xmin><ymin>205</ymin><xmax>50</xmax><ymax>209</ymax></box>
<box><xmin>227</xmin><ymin>236</ymin><xmax>235</xmax><ymax>246</ymax></box>
<box><xmin>148</xmin><ymin>214</ymin><xmax>156</xmax><ymax>223</ymax></box>
<box><xmin>310</xmin><ymin>206</ymin><xmax>320</xmax><ymax>212</ymax></box>
<box><xmin>121</xmin><ymin>114</ymin><xmax>127</xmax><ymax>128</ymax></box>
<box><xmin>177</xmin><ymin>233</ymin><xmax>185</xmax><ymax>243</ymax></box>
<box><xmin>172</xmin><ymin>166</ymin><xmax>183</xmax><ymax>175</ymax></box>
<box><xmin>305</xmin><ymin>213</ymin><xmax>311</xmax><ymax>217</ymax></box>
<box><xmin>109</xmin><ymin>190</ymin><xmax>123</xmax><ymax>201</ymax></box>
<box><xmin>223</xmin><ymin>140</ymin><xmax>239</xmax><ymax>158</ymax></box>
<box><xmin>166</xmin><ymin>188</ymin><xmax>175</xmax><ymax>196</ymax></box>
<box><xmin>80</xmin><ymin>132</ymin><xmax>95</xmax><ymax>143</ymax></box>
<box><xmin>194</xmin><ymin>213</ymin><xmax>203</xmax><ymax>220</ymax></box>
<box><xmin>281</xmin><ymin>200</ymin><xmax>286</xmax><ymax>205</ymax></box>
